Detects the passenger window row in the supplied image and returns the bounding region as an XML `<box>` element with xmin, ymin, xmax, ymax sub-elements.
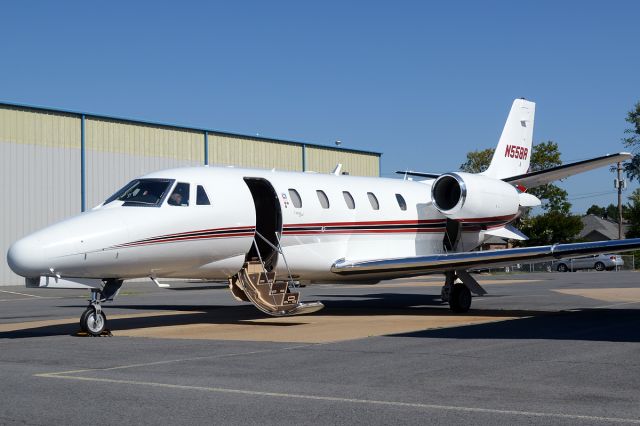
<box><xmin>288</xmin><ymin>188</ymin><xmax>407</xmax><ymax>211</ymax></box>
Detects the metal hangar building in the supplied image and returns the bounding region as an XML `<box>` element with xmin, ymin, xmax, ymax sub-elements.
<box><xmin>0</xmin><ymin>101</ymin><xmax>381</xmax><ymax>285</ymax></box>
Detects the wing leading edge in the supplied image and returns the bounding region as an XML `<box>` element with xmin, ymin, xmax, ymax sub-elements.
<box><xmin>331</xmin><ymin>238</ymin><xmax>640</xmax><ymax>279</ymax></box>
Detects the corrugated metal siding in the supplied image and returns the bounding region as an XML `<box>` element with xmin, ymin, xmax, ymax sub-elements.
<box><xmin>0</xmin><ymin>106</ymin><xmax>81</xmax><ymax>285</ymax></box>
<box><xmin>0</xmin><ymin>106</ymin><xmax>80</xmax><ymax>148</ymax></box>
<box><xmin>0</xmin><ymin>143</ymin><xmax>81</xmax><ymax>285</ymax></box>
<box><xmin>208</xmin><ymin>133</ymin><xmax>303</xmax><ymax>171</ymax></box>
<box><xmin>305</xmin><ymin>147</ymin><xmax>380</xmax><ymax>176</ymax></box>
<box><xmin>85</xmin><ymin>118</ymin><xmax>204</xmax><ymax>207</ymax></box>
<box><xmin>86</xmin><ymin>118</ymin><xmax>203</xmax><ymax>159</ymax></box>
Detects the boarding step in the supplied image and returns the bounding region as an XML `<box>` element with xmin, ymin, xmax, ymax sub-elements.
<box><xmin>245</xmin><ymin>261</ymin><xmax>268</xmax><ymax>275</ymax></box>
<box><xmin>269</xmin><ymin>281</ymin><xmax>288</xmax><ymax>295</ymax></box>
<box><xmin>232</xmin><ymin>261</ymin><xmax>323</xmax><ymax>317</ymax></box>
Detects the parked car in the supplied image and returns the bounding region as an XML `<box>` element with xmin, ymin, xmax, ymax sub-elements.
<box><xmin>553</xmin><ymin>254</ymin><xmax>624</xmax><ymax>272</ymax></box>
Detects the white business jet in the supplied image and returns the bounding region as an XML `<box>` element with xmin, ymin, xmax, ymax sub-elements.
<box><xmin>7</xmin><ymin>99</ymin><xmax>640</xmax><ymax>335</ymax></box>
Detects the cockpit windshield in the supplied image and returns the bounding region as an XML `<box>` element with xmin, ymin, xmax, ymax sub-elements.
<box><xmin>103</xmin><ymin>179</ymin><xmax>174</xmax><ymax>207</ymax></box>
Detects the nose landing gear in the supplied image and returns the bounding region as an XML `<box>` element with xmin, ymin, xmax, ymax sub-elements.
<box><xmin>79</xmin><ymin>280</ymin><xmax>122</xmax><ymax>336</ymax></box>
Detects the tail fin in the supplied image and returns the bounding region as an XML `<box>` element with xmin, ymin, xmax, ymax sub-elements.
<box><xmin>482</xmin><ymin>98</ymin><xmax>536</xmax><ymax>179</ymax></box>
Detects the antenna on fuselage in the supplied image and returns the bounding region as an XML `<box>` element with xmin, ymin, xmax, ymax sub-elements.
<box><xmin>332</xmin><ymin>163</ymin><xmax>343</xmax><ymax>175</ymax></box>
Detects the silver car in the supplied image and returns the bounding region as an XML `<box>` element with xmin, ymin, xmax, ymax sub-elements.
<box><xmin>554</xmin><ymin>254</ymin><xmax>624</xmax><ymax>272</ymax></box>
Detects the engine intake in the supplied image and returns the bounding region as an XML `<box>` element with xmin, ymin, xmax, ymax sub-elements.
<box><xmin>431</xmin><ymin>174</ymin><xmax>466</xmax><ymax>212</ymax></box>
<box><xmin>430</xmin><ymin>172</ymin><xmax>520</xmax><ymax>220</ymax></box>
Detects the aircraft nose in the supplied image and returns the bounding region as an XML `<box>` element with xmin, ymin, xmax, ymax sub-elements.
<box><xmin>7</xmin><ymin>235</ymin><xmax>46</xmax><ymax>278</ymax></box>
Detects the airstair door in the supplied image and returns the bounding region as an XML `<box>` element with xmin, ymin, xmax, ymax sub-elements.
<box><xmin>242</xmin><ymin>177</ymin><xmax>282</xmax><ymax>271</ymax></box>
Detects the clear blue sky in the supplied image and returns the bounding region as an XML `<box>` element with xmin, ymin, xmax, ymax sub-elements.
<box><xmin>2</xmin><ymin>1</ymin><xmax>639</xmax><ymax>213</ymax></box>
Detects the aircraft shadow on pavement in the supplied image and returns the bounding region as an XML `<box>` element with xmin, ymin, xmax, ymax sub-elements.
<box><xmin>1</xmin><ymin>292</ymin><xmax>639</xmax><ymax>342</ymax></box>
<box><xmin>389</xmin><ymin>308</ymin><xmax>640</xmax><ymax>343</ymax></box>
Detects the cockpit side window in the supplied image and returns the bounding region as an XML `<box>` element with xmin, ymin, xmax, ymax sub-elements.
<box><xmin>104</xmin><ymin>179</ymin><xmax>173</xmax><ymax>207</ymax></box>
<box><xmin>196</xmin><ymin>185</ymin><xmax>211</xmax><ymax>205</ymax></box>
<box><xmin>168</xmin><ymin>182</ymin><xmax>190</xmax><ymax>206</ymax></box>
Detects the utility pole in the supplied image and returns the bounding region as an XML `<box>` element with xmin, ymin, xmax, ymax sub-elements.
<box><xmin>616</xmin><ymin>162</ymin><xmax>624</xmax><ymax>239</ymax></box>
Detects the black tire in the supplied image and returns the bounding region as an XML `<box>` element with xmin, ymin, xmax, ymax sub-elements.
<box><xmin>79</xmin><ymin>309</ymin><xmax>91</xmax><ymax>333</ymax></box>
<box><xmin>557</xmin><ymin>263</ymin><xmax>569</xmax><ymax>272</ymax></box>
<box><xmin>594</xmin><ymin>261</ymin><xmax>606</xmax><ymax>271</ymax></box>
<box><xmin>80</xmin><ymin>307</ymin><xmax>106</xmax><ymax>336</ymax></box>
<box><xmin>449</xmin><ymin>283</ymin><xmax>471</xmax><ymax>313</ymax></box>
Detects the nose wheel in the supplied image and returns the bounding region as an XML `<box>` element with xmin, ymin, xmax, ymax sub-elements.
<box><xmin>79</xmin><ymin>285</ymin><xmax>118</xmax><ymax>336</ymax></box>
<box><xmin>80</xmin><ymin>306</ymin><xmax>107</xmax><ymax>336</ymax></box>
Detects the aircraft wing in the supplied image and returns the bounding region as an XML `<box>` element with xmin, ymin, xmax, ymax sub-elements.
<box><xmin>504</xmin><ymin>152</ymin><xmax>631</xmax><ymax>188</ymax></box>
<box><xmin>395</xmin><ymin>171</ymin><xmax>440</xmax><ymax>179</ymax></box>
<box><xmin>331</xmin><ymin>238</ymin><xmax>640</xmax><ymax>279</ymax></box>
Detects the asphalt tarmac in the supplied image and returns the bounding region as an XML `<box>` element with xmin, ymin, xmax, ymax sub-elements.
<box><xmin>1</xmin><ymin>271</ymin><xmax>640</xmax><ymax>425</ymax></box>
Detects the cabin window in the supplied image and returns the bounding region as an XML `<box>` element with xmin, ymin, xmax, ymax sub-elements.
<box><xmin>367</xmin><ymin>192</ymin><xmax>379</xmax><ymax>210</ymax></box>
<box><xmin>104</xmin><ymin>178</ymin><xmax>173</xmax><ymax>207</ymax></box>
<box><xmin>316</xmin><ymin>190</ymin><xmax>330</xmax><ymax>209</ymax></box>
<box><xmin>196</xmin><ymin>185</ymin><xmax>211</xmax><ymax>205</ymax></box>
<box><xmin>288</xmin><ymin>189</ymin><xmax>302</xmax><ymax>208</ymax></box>
<box><xmin>395</xmin><ymin>194</ymin><xmax>407</xmax><ymax>211</ymax></box>
<box><xmin>343</xmin><ymin>191</ymin><xmax>355</xmax><ymax>209</ymax></box>
<box><xmin>168</xmin><ymin>182</ymin><xmax>190</xmax><ymax>206</ymax></box>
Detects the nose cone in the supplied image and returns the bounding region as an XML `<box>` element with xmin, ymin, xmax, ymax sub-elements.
<box><xmin>7</xmin><ymin>209</ymin><xmax>130</xmax><ymax>279</ymax></box>
<box><xmin>7</xmin><ymin>235</ymin><xmax>46</xmax><ymax>278</ymax></box>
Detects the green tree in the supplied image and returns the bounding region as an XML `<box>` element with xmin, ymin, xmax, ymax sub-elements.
<box><xmin>586</xmin><ymin>204</ymin><xmax>606</xmax><ymax>217</ymax></box>
<box><xmin>626</xmin><ymin>189</ymin><xmax>640</xmax><ymax>238</ymax></box>
<box><xmin>624</xmin><ymin>190</ymin><xmax>640</xmax><ymax>269</ymax></box>
<box><xmin>517</xmin><ymin>212</ymin><xmax>583</xmax><ymax>246</ymax></box>
<box><xmin>585</xmin><ymin>203</ymin><xmax>629</xmax><ymax>223</ymax></box>
<box><xmin>622</xmin><ymin>102</ymin><xmax>640</xmax><ymax>181</ymax></box>
<box><xmin>459</xmin><ymin>148</ymin><xmax>495</xmax><ymax>173</ymax></box>
<box><xmin>526</xmin><ymin>141</ymin><xmax>570</xmax><ymax>213</ymax></box>
<box><xmin>460</xmin><ymin>141</ymin><xmax>569</xmax><ymax>213</ymax></box>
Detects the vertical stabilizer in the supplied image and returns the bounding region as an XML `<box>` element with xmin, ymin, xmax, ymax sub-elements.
<box><xmin>482</xmin><ymin>98</ymin><xmax>536</xmax><ymax>179</ymax></box>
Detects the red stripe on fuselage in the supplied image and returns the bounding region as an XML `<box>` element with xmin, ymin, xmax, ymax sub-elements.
<box><xmin>118</xmin><ymin>231</ymin><xmax>255</xmax><ymax>247</ymax></box>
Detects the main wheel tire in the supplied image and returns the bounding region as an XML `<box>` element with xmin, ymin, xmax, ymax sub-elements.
<box><xmin>79</xmin><ymin>309</ymin><xmax>90</xmax><ymax>333</ymax></box>
<box><xmin>440</xmin><ymin>284</ymin><xmax>451</xmax><ymax>302</ymax></box>
<box><xmin>594</xmin><ymin>261</ymin><xmax>606</xmax><ymax>271</ymax></box>
<box><xmin>557</xmin><ymin>263</ymin><xmax>569</xmax><ymax>272</ymax></box>
<box><xmin>449</xmin><ymin>283</ymin><xmax>471</xmax><ymax>313</ymax></box>
<box><xmin>80</xmin><ymin>307</ymin><xmax>106</xmax><ymax>336</ymax></box>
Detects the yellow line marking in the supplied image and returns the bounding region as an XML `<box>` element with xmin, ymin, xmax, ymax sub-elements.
<box><xmin>34</xmin><ymin>373</ymin><xmax>640</xmax><ymax>424</ymax></box>
<box><xmin>39</xmin><ymin>344</ymin><xmax>315</xmax><ymax>376</ymax></box>
<box><xmin>0</xmin><ymin>289</ymin><xmax>49</xmax><ymax>298</ymax></box>
<box><xmin>0</xmin><ymin>296</ymin><xmax>64</xmax><ymax>302</ymax></box>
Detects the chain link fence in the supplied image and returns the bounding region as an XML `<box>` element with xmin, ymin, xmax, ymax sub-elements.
<box><xmin>476</xmin><ymin>254</ymin><xmax>636</xmax><ymax>274</ymax></box>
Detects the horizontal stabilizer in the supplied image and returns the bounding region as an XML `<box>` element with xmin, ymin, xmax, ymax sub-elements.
<box><xmin>519</xmin><ymin>192</ymin><xmax>541</xmax><ymax>207</ymax></box>
<box><xmin>505</xmin><ymin>152</ymin><xmax>632</xmax><ymax>188</ymax></box>
<box><xmin>331</xmin><ymin>238</ymin><xmax>640</xmax><ymax>279</ymax></box>
<box><xmin>395</xmin><ymin>170</ymin><xmax>440</xmax><ymax>180</ymax></box>
<box><xmin>484</xmin><ymin>225</ymin><xmax>528</xmax><ymax>241</ymax></box>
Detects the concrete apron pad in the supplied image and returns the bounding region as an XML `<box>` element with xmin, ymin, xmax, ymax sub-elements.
<box><xmin>114</xmin><ymin>311</ymin><xmax>525</xmax><ymax>343</ymax></box>
<box><xmin>0</xmin><ymin>306</ymin><xmax>531</xmax><ymax>343</ymax></box>
<box><xmin>554</xmin><ymin>287</ymin><xmax>640</xmax><ymax>303</ymax></box>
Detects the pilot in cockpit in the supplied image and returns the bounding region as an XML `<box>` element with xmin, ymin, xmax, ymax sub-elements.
<box><xmin>168</xmin><ymin>192</ymin><xmax>183</xmax><ymax>206</ymax></box>
<box><xmin>168</xmin><ymin>182</ymin><xmax>189</xmax><ymax>206</ymax></box>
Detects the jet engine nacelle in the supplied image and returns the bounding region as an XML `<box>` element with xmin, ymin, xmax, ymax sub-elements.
<box><xmin>430</xmin><ymin>172</ymin><xmax>520</xmax><ymax>220</ymax></box>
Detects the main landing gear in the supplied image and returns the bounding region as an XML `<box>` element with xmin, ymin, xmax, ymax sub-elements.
<box><xmin>79</xmin><ymin>280</ymin><xmax>122</xmax><ymax>336</ymax></box>
<box><xmin>440</xmin><ymin>270</ymin><xmax>487</xmax><ymax>313</ymax></box>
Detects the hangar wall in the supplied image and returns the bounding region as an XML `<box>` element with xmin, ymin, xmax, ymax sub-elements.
<box><xmin>0</xmin><ymin>102</ymin><xmax>381</xmax><ymax>285</ymax></box>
